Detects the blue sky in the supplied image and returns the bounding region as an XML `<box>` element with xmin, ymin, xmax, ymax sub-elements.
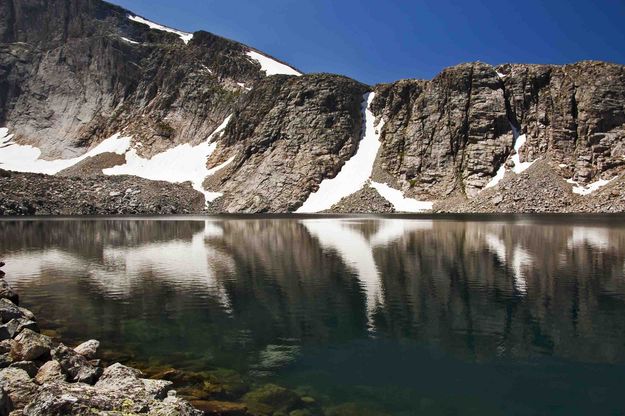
<box><xmin>110</xmin><ymin>0</ymin><xmax>625</xmax><ymax>85</ymax></box>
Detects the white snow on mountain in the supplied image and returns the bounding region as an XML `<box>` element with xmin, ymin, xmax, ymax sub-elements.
<box><xmin>296</xmin><ymin>93</ymin><xmax>382</xmax><ymax>213</ymax></box>
<box><xmin>0</xmin><ymin>128</ymin><xmax>131</xmax><ymax>174</ymax></box>
<box><xmin>484</xmin><ymin>134</ymin><xmax>536</xmax><ymax>190</ymax></box>
<box><xmin>104</xmin><ymin>116</ymin><xmax>232</xmax><ymax>203</ymax></box>
<box><xmin>567</xmin><ymin>177</ymin><xmax>616</xmax><ymax>195</ymax></box>
<box><xmin>128</xmin><ymin>15</ymin><xmax>193</xmax><ymax>44</ymax></box>
<box><xmin>369</xmin><ymin>181</ymin><xmax>433</xmax><ymax>212</ymax></box>
<box><xmin>247</xmin><ymin>50</ymin><xmax>302</xmax><ymax>76</ymax></box>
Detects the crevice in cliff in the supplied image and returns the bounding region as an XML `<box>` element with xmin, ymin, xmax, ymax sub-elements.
<box><xmin>456</xmin><ymin>65</ymin><xmax>475</xmax><ymax>195</ymax></box>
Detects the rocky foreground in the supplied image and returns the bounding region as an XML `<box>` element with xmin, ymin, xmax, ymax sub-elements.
<box><xmin>0</xmin><ymin>265</ymin><xmax>374</xmax><ymax>416</ymax></box>
<box><xmin>0</xmin><ymin>170</ymin><xmax>206</xmax><ymax>216</ymax></box>
<box><xmin>0</xmin><ymin>268</ymin><xmax>203</xmax><ymax>415</ymax></box>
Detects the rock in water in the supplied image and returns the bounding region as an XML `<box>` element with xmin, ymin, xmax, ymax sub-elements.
<box><xmin>51</xmin><ymin>343</ymin><xmax>102</xmax><ymax>384</ymax></box>
<box><xmin>0</xmin><ymin>299</ymin><xmax>24</xmax><ymax>324</ymax></box>
<box><xmin>73</xmin><ymin>339</ymin><xmax>100</xmax><ymax>360</ymax></box>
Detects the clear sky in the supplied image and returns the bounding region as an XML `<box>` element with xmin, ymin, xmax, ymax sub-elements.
<box><xmin>109</xmin><ymin>0</ymin><xmax>625</xmax><ymax>85</ymax></box>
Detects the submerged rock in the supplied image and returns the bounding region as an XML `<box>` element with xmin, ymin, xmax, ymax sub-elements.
<box><xmin>243</xmin><ymin>384</ymin><xmax>301</xmax><ymax>416</ymax></box>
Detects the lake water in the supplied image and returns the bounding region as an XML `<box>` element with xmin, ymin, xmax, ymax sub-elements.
<box><xmin>2</xmin><ymin>216</ymin><xmax>625</xmax><ymax>415</ymax></box>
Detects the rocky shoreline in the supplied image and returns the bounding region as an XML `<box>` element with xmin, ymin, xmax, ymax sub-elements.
<box><xmin>0</xmin><ymin>263</ymin><xmax>370</xmax><ymax>416</ymax></box>
<box><xmin>0</xmin><ymin>263</ymin><xmax>203</xmax><ymax>415</ymax></box>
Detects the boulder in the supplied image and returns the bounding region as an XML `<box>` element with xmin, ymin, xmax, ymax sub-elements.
<box><xmin>0</xmin><ymin>282</ymin><xmax>17</xmax><ymax>306</ymax></box>
<box><xmin>34</xmin><ymin>360</ymin><xmax>65</xmax><ymax>385</ymax></box>
<box><xmin>51</xmin><ymin>343</ymin><xmax>102</xmax><ymax>384</ymax></box>
<box><xmin>13</xmin><ymin>329</ymin><xmax>52</xmax><ymax>361</ymax></box>
<box><xmin>17</xmin><ymin>308</ymin><xmax>35</xmax><ymax>322</ymax></box>
<box><xmin>0</xmin><ymin>300</ymin><xmax>24</xmax><ymax>324</ymax></box>
<box><xmin>16</xmin><ymin>320</ymin><xmax>39</xmax><ymax>335</ymax></box>
<box><xmin>243</xmin><ymin>384</ymin><xmax>301</xmax><ymax>416</ymax></box>
<box><xmin>73</xmin><ymin>339</ymin><xmax>99</xmax><ymax>360</ymax></box>
<box><xmin>0</xmin><ymin>368</ymin><xmax>37</xmax><ymax>411</ymax></box>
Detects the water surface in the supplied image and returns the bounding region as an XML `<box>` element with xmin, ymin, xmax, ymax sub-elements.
<box><xmin>2</xmin><ymin>216</ymin><xmax>625</xmax><ymax>415</ymax></box>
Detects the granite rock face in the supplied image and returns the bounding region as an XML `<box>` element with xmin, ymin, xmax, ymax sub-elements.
<box><xmin>370</xmin><ymin>61</ymin><xmax>625</xmax><ymax>204</ymax></box>
<box><xmin>206</xmin><ymin>74</ymin><xmax>368</xmax><ymax>213</ymax></box>
<box><xmin>0</xmin><ymin>0</ymin><xmax>279</xmax><ymax>159</ymax></box>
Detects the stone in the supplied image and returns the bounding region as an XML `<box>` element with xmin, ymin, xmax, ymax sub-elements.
<box><xmin>243</xmin><ymin>384</ymin><xmax>301</xmax><ymax>416</ymax></box>
<box><xmin>0</xmin><ymin>300</ymin><xmax>24</xmax><ymax>324</ymax></box>
<box><xmin>13</xmin><ymin>329</ymin><xmax>52</xmax><ymax>361</ymax></box>
<box><xmin>17</xmin><ymin>308</ymin><xmax>36</xmax><ymax>322</ymax></box>
<box><xmin>73</xmin><ymin>339</ymin><xmax>99</xmax><ymax>359</ymax></box>
<box><xmin>0</xmin><ymin>281</ymin><xmax>18</xmax><ymax>306</ymax></box>
<box><xmin>191</xmin><ymin>400</ymin><xmax>248</xmax><ymax>415</ymax></box>
<box><xmin>16</xmin><ymin>320</ymin><xmax>39</xmax><ymax>335</ymax></box>
<box><xmin>51</xmin><ymin>343</ymin><xmax>102</xmax><ymax>384</ymax></box>
<box><xmin>34</xmin><ymin>360</ymin><xmax>65</xmax><ymax>385</ymax></box>
<box><xmin>0</xmin><ymin>368</ymin><xmax>37</xmax><ymax>411</ymax></box>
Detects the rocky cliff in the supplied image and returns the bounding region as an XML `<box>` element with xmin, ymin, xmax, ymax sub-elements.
<box><xmin>0</xmin><ymin>0</ymin><xmax>624</xmax><ymax>214</ymax></box>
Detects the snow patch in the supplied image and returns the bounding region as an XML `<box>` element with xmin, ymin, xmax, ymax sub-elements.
<box><xmin>296</xmin><ymin>93</ymin><xmax>382</xmax><ymax>213</ymax></box>
<box><xmin>369</xmin><ymin>181</ymin><xmax>433</xmax><ymax>212</ymax></box>
<box><xmin>104</xmin><ymin>116</ymin><xmax>232</xmax><ymax>203</ymax></box>
<box><xmin>511</xmin><ymin>134</ymin><xmax>535</xmax><ymax>174</ymax></box>
<box><xmin>0</xmin><ymin>130</ymin><xmax>131</xmax><ymax>175</ymax></box>
<box><xmin>120</xmin><ymin>36</ymin><xmax>140</xmax><ymax>45</ymax></box>
<box><xmin>484</xmin><ymin>165</ymin><xmax>506</xmax><ymax>189</ymax></box>
<box><xmin>567</xmin><ymin>177</ymin><xmax>616</xmax><ymax>195</ymax></box>
<box><xmin>482</xmin><ymin>133</ymin><xmax>536</xmax><ymax>192</ymax></box>
<box><xmin>247</xmin><ymin>50</ymin><xmax>301</xmax><ymax>76</ymax></box>
<box><xmin>128</xmin><ymin>15</ymin><xmax>193</xmax><ymax>44</ymax></box>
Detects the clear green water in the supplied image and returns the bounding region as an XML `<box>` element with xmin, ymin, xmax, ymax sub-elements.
<box><xmin>2</xmin><ymin>216</ymin><xmax>625</xmax><ymax>415</ymax></box>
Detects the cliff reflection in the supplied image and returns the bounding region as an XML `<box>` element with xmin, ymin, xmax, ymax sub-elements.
<box><xmin>1</xmin><ymin>217</ymin><xmax>625</xmax><ymax>369</ymax></box>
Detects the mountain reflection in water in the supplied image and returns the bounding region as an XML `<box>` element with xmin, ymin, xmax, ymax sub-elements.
<box><xmin>1</xmin><ymin>216</ymin><xmax>625</xmax><ymax>415</ymax></box>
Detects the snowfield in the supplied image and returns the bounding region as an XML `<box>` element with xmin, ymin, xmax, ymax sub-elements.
<box><xmin>567</xmin><ymin>177</ymin><xmax>616</xmax><ymax>195</ymax></box>
<box><xmin>128</xmin><ymin>15</ymin><xmax>193</xmax><ymax>44</ymax></box>
<box><xmin>104</xmin><ymin>116</ymin><xmax>233</xmax><ymax>203</ymax></box>
<box><xmin>247</xmin><ymin>51</ymin><xmax>302</xmax><ymax>76</ymax></box>
<box><xmin>0</xmin><ymin>128</ymin><xmax>131</xmax><ymax>175</ymax></box>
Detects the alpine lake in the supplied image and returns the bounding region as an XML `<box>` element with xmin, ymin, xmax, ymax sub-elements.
<box><xmin>2</xmin><ymin>215</ymin><xmax>625</xmax><ymax>416</ymax></box>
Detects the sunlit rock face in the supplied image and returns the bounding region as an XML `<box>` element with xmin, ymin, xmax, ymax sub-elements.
<box><xmin>2</xmin><ymin>218</ymin><xmax>625</xmax><ymax>367</ymax></box>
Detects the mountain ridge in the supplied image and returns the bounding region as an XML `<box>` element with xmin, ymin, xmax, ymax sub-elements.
<box><xmin>0</xmin><ymin>0</ymin><xmax>624</xmax><ymax>214</ymax></box>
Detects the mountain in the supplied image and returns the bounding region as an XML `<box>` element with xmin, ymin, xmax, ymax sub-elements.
<box><xmin>0</xmin><ymin>0</ymin><xmax>624</xmax><ymax>214</ymax></box>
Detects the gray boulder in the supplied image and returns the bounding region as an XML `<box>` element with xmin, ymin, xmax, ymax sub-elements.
<box><xmin>0</xmin><ymin>368</ymin><xmax>37</xmax><ymax>411</ymax></box>
<box><xmin>13</xmin><ymin>329</ymin><xmax>52</xmax><ymax>361</ymax></box>
<box><xmin>73</xmin><ymin>339</ymin><xmax>99</xmax><ymax>360</ymax></box>
<box><xmin>0</xmin><ymin>282</ymin><xmax>18</xmax><ymax>306</ymax></box>
<box><xmin>51</xmin><ymin>343</ymin><xmax>102</xmax><ymax>384</ymax></box>
<box><xmin>0</xmin><ymin>300</ymin><xmax>24</xmax><ymax>324</ymax></box>
<box><xmin>34</xmin><ymin>360</ymin><xmax>65</xmax><ymax>385</ymax></box>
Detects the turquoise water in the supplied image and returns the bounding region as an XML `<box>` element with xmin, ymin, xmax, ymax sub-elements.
<box><xmin>2</xmin><ymin>216</ymin><xmax>625</xmax><ymax>415</ymax></box>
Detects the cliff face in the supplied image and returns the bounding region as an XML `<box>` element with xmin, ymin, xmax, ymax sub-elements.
<box><xmin>370</xmin><ymin>61</ymin><xmax>625</xmax><ymax>201</ymax></box>
<box><xmin>0</xmin><ymin>0</ymin><xmax>624</xmax><ymax>213</ymax></box>
<box><xmin>0</xmin><ymin>0</ymin><xmax>271</xmax><ymax>158</ymax></box>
